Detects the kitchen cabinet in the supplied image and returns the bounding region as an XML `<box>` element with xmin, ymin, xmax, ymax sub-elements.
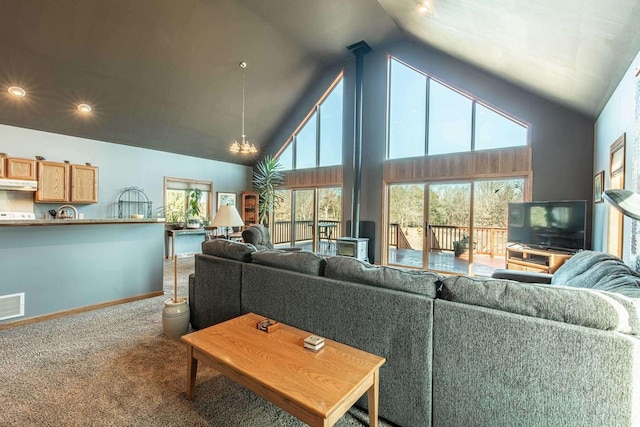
<box><xmin>5</xmin><ymin>157</ymin><xmax>36</xmax><ymax>180</ymax></box>
<box><xmin>0</xmin><ymin>156</ymin><xmax>4</xmax><ymax>178</ymax></box>
<box><xmin>36</xmin><ymin>161</ymin><xmax>69</xmax><ymax>202</ymax></box>
<box><xmin>36</xmin><ymin>161</ymin><xmax>98</xmax><ymax>204</ymax></box>
<box><xmin>241</xmin><ymin>191</ymin><xmax>259</xmax><ymax>226</ymax></box>
<box><xmin>70</xmin><ymin>164</ymin><xmax>98</xmax><ymax>203</ymax></box>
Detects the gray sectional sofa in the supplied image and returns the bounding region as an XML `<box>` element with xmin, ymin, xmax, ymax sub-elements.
<box><xmin>189</xmin><ymin>240</ymin><xmax>640</xmax><ymax>427</ymax></box>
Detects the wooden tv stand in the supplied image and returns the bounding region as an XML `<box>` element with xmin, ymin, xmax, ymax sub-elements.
<box><xmin>505</xmin><ymin>245</ymin><xmax>573</xmax><ymax>274</ymax></box>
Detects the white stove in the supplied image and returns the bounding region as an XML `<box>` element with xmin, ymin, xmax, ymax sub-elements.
<box><xmin>0</xmin><ymin>211</ymin><xmax>36</xmax><ymax>220</ymax></box>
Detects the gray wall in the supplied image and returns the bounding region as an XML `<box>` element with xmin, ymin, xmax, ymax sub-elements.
<box><xmin>266</xmin><ymin>40</ymin><xmax>595</xmax><ymax>263</ymax></box>
<box><xmin>593</xmin><ymin>48</ymin><xmax>640</xmax><ymax>262</ymax></box>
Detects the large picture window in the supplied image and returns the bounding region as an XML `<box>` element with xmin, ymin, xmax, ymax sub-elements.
<box><xmin>387</xmin><ymin>57</ymin><xmax>528</xmax><ymax>159</ymax></box>
<box><xmin>428</xmin><ymin>80</ymin><xmax>472</xmax><ymax>155</ymax></box>
<box><xmin>278</xmin><ymin>74</ymin><xmax>344</xmax><ymax>170</ymax></box>
<box><xmin>388</xmin><ymin>60</ymin><xmax>426</xmax><ymax>159</ymax></box>
<box><xmin>295</xmin><ymin>112</ymin><xmax>317</xmax><ymax>169</ymax></box>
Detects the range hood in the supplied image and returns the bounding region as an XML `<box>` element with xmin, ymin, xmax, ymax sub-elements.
<box><xmin>0</xmin><ymin>178</ymin><xmax>38</xmax><ymax>192</ymax></box>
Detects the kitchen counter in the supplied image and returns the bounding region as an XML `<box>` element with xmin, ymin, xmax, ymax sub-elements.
<box><xmin>0</xmin><ymin>220</ymin><xmax>165</xmax><ymax>325</ymax></box>
<box><xmin>0</xmin><ymin>218</ymin><xmax>165</xmax><ymax>227</ymax></box>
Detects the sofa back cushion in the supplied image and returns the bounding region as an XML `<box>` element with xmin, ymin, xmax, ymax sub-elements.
<box><xmin>551</xmin><ymin>250</ymin><xmax>640</xmax><ymax>298</ymax></box>
<box><xmin>438</xmin><ymin>275</ymin><xmax>640</xmax><ymax>336</ymax></box>
<box><xmin>324</xmin><ymin>256</ymin><xmax>441</xmax><ymax>298</ymax></box>
<box><xmin>251</xmin><ymin>250</ymin><xmax>326</xmax><ymax>276</ymax></box>
<box><xmin>201</xmin><ymin>239</ymin><xmax>256</xmax><ymax>262</ymax></box>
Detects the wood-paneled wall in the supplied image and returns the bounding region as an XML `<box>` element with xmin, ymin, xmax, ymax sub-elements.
<box><xmin>383</xmin><ymin>147</ymin><xmax>532</xmax><ymax>182</ymax></box>
<box><xmin>282</xmin><ymin>166</ymin><xmax>343</xmax><ymax>188</ymax></box>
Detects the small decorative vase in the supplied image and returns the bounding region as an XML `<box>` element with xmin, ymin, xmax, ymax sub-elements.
<box><xmin>162</xmin><ymin>297</ymin><xmax>190</xmax><ymax>337</ymax></box>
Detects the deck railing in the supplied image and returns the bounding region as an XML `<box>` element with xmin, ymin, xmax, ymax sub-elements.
<box><xmin>389</xmin><ymin>224</ymin><xmax>508</xmax><ymax>257</ymax></box>
<box><xmin>271</xmin><ymin>220</ymin><xmax>342</xmax><ymax>245</ymax></box>
<box><xmin>389</xmin><ymin>224</ymin><xmax>412</xmax><ymax>249</ymax></box>
<box><xmin>273</xmin><ymin>221</ymin><xmax>507</xmax><ymax>256</ymax></box>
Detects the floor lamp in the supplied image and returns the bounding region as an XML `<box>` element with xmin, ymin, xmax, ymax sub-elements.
<box><xmin>603</xmin><ymin>189</ymin><xmax>640</xmax><ymax>220</ymax></box>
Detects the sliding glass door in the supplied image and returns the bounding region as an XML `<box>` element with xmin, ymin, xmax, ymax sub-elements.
<box><xmin>427</xmin><ymin>182</ymin><xmax>471</xmax><ymax>274</ymax></box>
<box><xmin>272</xmin><ymin>189</ymin><xmax>292</xmax><ymax>248</ymax></box>
<box><xmin>317</xmin><ymin>187</ymin><xmax>341</xmax><ymax>255</ymax></box>
<box><xmin>471</xmin><ymin>179</ymin><xmax>524</xmax><ymax>275</ymax></box>
<box><xmin>273</xmin><ymin>187</ymin><xmax>342</xmax><ymax>254</ymax></box>
<box><xmin>387</xmin><ymin>177</ymin><xmax>526</xmax><ymax>276</ymax></box>
<box><xmin>293</xmin><ymin>189</ymin><xmax>315</xmax><ymax>250</ymax></box>
<box><xmin>388</xmin><ymin>183</ymin><xmax>425</xmax><ymax>268</ymax></box>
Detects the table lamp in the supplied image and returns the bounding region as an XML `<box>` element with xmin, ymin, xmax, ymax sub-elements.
<box><xmin>211</xmin><ymin>204</ymin><xmax>245</xmax><ymax>238</ymax></box>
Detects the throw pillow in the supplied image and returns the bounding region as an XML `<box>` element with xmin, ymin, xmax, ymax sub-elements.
<box><xmin>552</xmin><ymin>250</ymin><xmax>640</xmax><ymax>298</ymax></box>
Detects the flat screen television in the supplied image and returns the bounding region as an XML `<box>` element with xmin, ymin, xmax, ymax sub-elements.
<box><xmin>507</xmin><ymin>200</ymin><xmax>587</xmax><ymax>252</ymax></box>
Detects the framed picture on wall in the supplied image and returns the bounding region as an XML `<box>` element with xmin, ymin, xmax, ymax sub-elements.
<box><xmin>217</xmin><ymin>192</ymin><xmax>237</xmax><ymax>208</ymax></box>
<box><xmin>594</xmin><ymin>171</ymin><xmax>604</xmax><ymax>203</ymax></box>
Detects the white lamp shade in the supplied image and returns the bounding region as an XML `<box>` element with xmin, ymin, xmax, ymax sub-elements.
<box><xmin>211</xmin><ymin>205</ymin><xmax>245</xmax><ymax>227</ymax></box>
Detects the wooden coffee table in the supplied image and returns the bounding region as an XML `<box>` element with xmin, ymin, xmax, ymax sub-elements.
<box><xmin>181</xmin><ymin>312</ymin><xmax>386</xmax><ymax>427</ymax></box>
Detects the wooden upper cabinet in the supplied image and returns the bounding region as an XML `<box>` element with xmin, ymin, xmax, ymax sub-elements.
<box><xmin>36</xmin><ymin>162</ymin><xmax>99</xmax><ymax>204</ymax></box>
<box><xmin>35</xmin><ymin>161</ymin><xmax>98</xmax><ymax>203</ymax></box>
<box><xmin>36</xmin><ymin>161</ymin><xmax>69</xmax><ymax>203</ymax></box>
<box><xmin>6</xmin><ymin>157</ymin><xmax>36</xmax><ymax>180</ymax></box>
<box><xmin>0</xmin><ymin>157</ymin><xmax>4</xmax><ymax>178</ymax></box>
<box><xmin>70</xmin><ymin>164</ymin><xmax>98</xmax><ymax>203</ymax></box>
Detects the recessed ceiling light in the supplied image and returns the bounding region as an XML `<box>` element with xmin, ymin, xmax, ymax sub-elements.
<box><xmin>77</xmin><ymin>103</ymin><xmax>92</xmax><ymax>113</ymax></box>
<box><xmin>8</xmin><ymin>86</ymin><xmax>26</xmax><ymax>97</ymax></box>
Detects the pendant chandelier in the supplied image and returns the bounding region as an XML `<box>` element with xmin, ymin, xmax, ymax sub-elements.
<box><xmin>230</xmin><ymin>61</ymin><xmax>257</xmax><ymax>155</ymax></box>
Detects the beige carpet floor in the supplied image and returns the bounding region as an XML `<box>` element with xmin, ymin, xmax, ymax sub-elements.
<box><xmin>0</xmin><ymin>256</ymin><xmax>394</xmax><ymax>427</ymax></box>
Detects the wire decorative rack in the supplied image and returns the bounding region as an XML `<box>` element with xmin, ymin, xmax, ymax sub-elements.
<box><xmin>117</xmin><ymin>186</ymin><xmax>153</xmax><ymax>218</ymax></box>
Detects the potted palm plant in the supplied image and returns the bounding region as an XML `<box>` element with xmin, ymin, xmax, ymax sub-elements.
<box><xmin>252</xmin><ymin>155</ymin><xmax>284</xmax><ymax>227</ymax></box>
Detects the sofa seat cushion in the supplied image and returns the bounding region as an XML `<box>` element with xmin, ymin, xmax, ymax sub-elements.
<box><xmin>439</xmin><ymin>275</ymin><xmax>640</xmax><ymax>335</ymax></box>
<box><xmin>251</xmin><ymin>250</ymin><xmax>327</xmax><ymax>276</ymax></box>
<box><xmin>551</xmin><ymin>250</ymin><xmax>640</xmax><ymax>298</ymax></box>
<box><xmin>324</xmin><ymin>256</ymin><xmax>441</xmax><ymax>297</ymax></box>
<box><xmin>201</xmin><ymin>239</ymin><xmax>257</xmax><ymax>262</ymax></box>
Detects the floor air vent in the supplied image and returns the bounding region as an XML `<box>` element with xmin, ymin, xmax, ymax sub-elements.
<box><xmin>0</xmin><ymin>293</ymin><xmax>25</xmax><ymax>321</ymax></box>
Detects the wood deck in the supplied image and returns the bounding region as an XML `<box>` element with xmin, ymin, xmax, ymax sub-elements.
<box><xmin>275</xmin><ymin>241</ymin><xmax>505</xmax><ymax>276</ymax></box>
<box><xmin>389</xmin><ymin>248</ymin><xmax>505</xmax><ymax>276</ymax></box>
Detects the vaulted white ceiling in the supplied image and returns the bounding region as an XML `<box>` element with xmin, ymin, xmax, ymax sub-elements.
<box><xmin>0</xmin><ymin>0</ymin><xmax>638</xmax><ymax>165</ymax></box>
<box><xmin>380</xmin><ymin>0</ymin><xmax>640</xmax><ymax>118</ymax></box>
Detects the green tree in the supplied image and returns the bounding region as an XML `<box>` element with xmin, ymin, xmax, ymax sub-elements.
<box><xmin>318</xmin><ymin>188</ymin><xmax>341</xmax><ymax>221</ymax></box>
<box><xmin>389</xmin><ymin>184</ymin><xmax>424</xmax><ymax>229</ymax></box>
